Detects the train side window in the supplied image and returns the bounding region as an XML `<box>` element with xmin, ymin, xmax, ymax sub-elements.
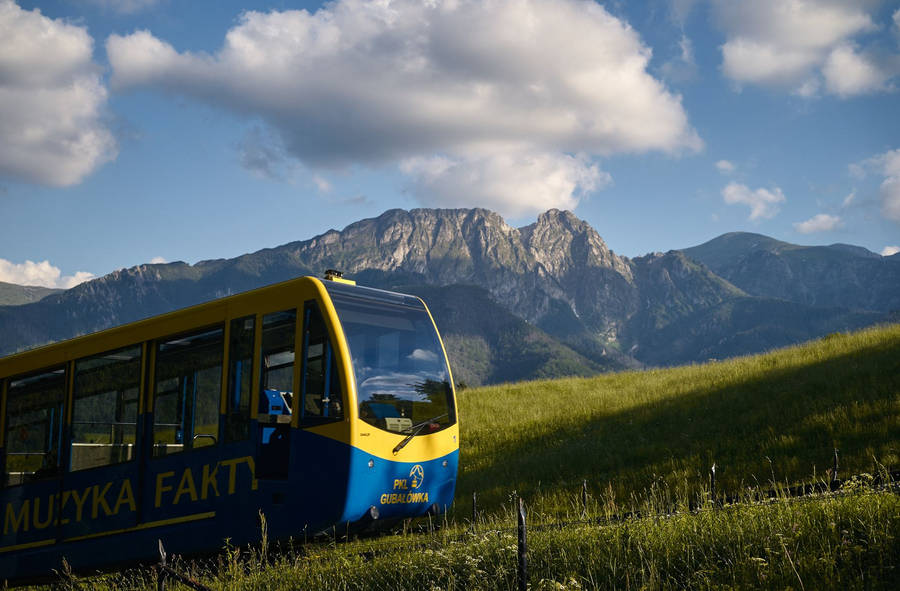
<box><xmin>3</xmin><ymin>367</ymin><xmax>66</xmax><ymax>486</ymax></box>
<box><xmin>71</xmin><ymin>346</ymin><xmax>141</xmax><ymax>471</ymax></box>
<box><xmin>259</xmin><ymin>310</ymin><xmax>296</xmax><ymax>414</ymax></box>
<box><xmin>225</xmin><ymin>316</ymin><xmax>254</xmax><ymax>442</ymax></box>
<box><xmin>153</xmin><ymin>327</ymin><xmax>223</xmax><ymax>457</ymax></box>
<box><xmin>300</xmin><ymin>301</ymin><xmax>344</xmax><ymax>422</ymax></box>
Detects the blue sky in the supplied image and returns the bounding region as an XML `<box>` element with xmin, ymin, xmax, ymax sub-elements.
<box><xmin>1</xmin><ymin>0</ymin><xmax>899</xmax><ymax>288</ymax></box>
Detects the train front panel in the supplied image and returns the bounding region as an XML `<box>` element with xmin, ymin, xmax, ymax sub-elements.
<box><xmin>318</xmin><ymin>280</ymin><xmax>459</xmax><ymax>525</ymax></box>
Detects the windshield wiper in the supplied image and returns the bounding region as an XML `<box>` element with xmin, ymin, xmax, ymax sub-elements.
<box><xmin>392</xmin><ymin>413</ymin><xmax>449</xmax><ymax>455</ymax></box>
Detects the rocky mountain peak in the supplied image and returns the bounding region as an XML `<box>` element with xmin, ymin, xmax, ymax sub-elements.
<box><xmin>289</xmin><ymin>207</ymin><xmax>530</xmax><ymax>280</ymax></box>
<box><xmin>521</xmin><ymin>209</ymin><xmax>632</xmax><ymax>280</ymax></box>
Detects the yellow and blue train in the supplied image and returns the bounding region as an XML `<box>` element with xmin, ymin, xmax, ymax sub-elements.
<box><xmin>0</xmin><ymin>273</ymin><xmax>458</xmax><ymax>583</ymax></box>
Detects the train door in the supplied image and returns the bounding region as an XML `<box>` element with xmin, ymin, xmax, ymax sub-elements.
<box><xmin>299</xmin><ymin>301</ymin><xmax>344</xmax><ymax>424</ymax></box>
<box><xmin>142</xmin><ymin>326</ymin><xmax>225</xmax><ymax>527</ymax></box>
<box><xmin>282</xmin><ymin>299</ymin><xmax>348</xmax><ymax>528</ymax></box>
<box><xmin>256</xmin><ymin>310</ymin><xmax>296</xmax><ymax>479</ymax></box>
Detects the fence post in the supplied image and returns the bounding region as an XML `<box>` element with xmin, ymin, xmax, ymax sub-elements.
<box><xmin>831</xmin><ymin>448</ymin><xmax>839</xmax><ymax>490</ymax></box>
<box><xmin>156</xmin><ymin>540</ymin><xmax>214</xmax><ymax>591</ymax></box>
<box><xmin>581</xmin><ymin>479</ymin><xmax>588</xmax><ymax>517</ymax></box>
<box><xmin>710</xmin><ymin>463</ymin><xmax>717</xmax><ymax>506</ymax></box>
<box><xmin>517</xmin><ymin>497</ymin><xmax>527</xmax><ymax>591</ymax></box>
<box><xmin>157</xmin><ymin>540</ymin><xmax>167</xmax><ymax>591</ymax></box>
<box><xmin>472</xmin><ymin>491</ymin><xmax>478</xmax><ymax>524</ymax></box>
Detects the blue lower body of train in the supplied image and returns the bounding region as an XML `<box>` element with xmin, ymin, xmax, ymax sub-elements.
<box><xmin>0</xmin><ymin>428</ymin><xmax>458</xmax><ymax>583</ymax></box>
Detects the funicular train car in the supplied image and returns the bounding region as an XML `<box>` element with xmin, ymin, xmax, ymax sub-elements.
<box><xmin>0</xmin><ymin>273</ymin><xmax>458</xmax><ymax>583</ymax></box>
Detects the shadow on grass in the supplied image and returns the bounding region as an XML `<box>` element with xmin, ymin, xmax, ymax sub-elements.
<box><xmin>456</xmin><ymin>333</ymin><xmax>900</xmax><ymax>510</ymax></box>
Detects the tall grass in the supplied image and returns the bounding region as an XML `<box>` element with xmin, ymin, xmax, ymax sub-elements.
<box><xmin>57</xmin><ymin>488</ymin><xmax>900</xmax><ymax>590</ymax></box>
<box><xmin>456</xmin><ymin>324</ymin><xmax>900</xmax><ymax>512</ymax></box>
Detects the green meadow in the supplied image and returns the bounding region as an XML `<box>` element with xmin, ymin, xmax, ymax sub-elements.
<box><xmin>40</xmin><ymin>324</ymin><xmax>900</xmax><ymax>589</ymax></box>
<box><xmin>457</xmin><ymin>322</ymin><xmax>900</xmax><ymax>512</ymax></box>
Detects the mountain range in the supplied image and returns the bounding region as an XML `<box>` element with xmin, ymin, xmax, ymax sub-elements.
<box><xmin>1</xmin><ymin>208</ymin><xmax>897</xmax><ymax>386</ymax></box>
<box><xmin>0</xmin><ymin>281</ymin><xmax>60</xmax><ymax>306</ymax></box>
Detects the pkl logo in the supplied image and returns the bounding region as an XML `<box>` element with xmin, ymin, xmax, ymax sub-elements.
<box><xmin>409</xmin><ymin>464</ymin><xmax>424</xmax><ymax>489</ymax></box>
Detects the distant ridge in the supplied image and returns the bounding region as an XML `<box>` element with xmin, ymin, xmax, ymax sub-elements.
<box><xmin>683</xmin><ymin>232</ymin><xmax>900</xmax><ymax>312</ymax></box>
<box><xmin>0</xmin><ymin>209</ymin><xmax>895</xmax><ymax>385</ymax></box>
<box><xmin>0</xmin><ymin>281</ymin><xmax>60</xmax><ymax>306</ymax></box>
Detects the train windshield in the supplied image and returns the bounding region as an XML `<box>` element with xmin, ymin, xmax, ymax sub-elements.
<box><xmin>325</xmin><ymin>283</ymin><xmax>455</xmax><ymax>435</ymax></box>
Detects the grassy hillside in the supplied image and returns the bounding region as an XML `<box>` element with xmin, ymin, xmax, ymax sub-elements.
<box><xmin>456</xmin><ymin>323</ymin><xmax>900</xmax><ymax>511</ymax></box>
<box><xmin>30</xmin><ymin>324</ymin><xmax>900</xmax><ymax>590</ymax></box>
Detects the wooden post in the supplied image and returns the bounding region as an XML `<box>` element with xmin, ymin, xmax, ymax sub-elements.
<box><xmin>517</xmin><ymin>497</ymin><xmax>527</xmax><ymax>591</ymax></box>
<box><xmin>581</xmin><ymin>479</ymin><xmax>588</xmax><ymax>517</ymax></box>
<box><xmin>831</xmin><ymin>448</ymin><xmax>839</xmax><ymax>489</ymax></box>
<box><xmin>157</xmin><ymin>540</ymin><xmax>167</xmax><ymax>591</ymax></box>
<box><xmin>472</xmin><ymin>490</ymin><xmax>478</xmax><ymax>524</ymax></box>
<box><xmin>157</xmin><ymin>540</ymin><xmax>214</xmax><ymax>591</ymax></box>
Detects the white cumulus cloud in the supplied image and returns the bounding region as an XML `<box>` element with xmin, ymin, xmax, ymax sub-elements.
<box><xmin>712</xmin><ymin>0</ymin><xmax>896</xmax><ymax>97</ymax></box>
<box><xmin>853</xmin><ymin>149</ymin><xmax>900</xmax><ymax>223</ymax></box>
<box><xmin>715</xmin><ymin>159</ymin><xmax>736</xmax><ymax>174</ymax></box>
<box><xmin>822</xmin><ymin>43</ymin><xmax>891</xmax><ymax>97</ymax></box>
<box><xmin>793</xmin><ymin>213</ymin><xmax>842</xmax><ymax>234</ymax></box>
<box><xmin>0</xmin><ymin>0</ymin><xmax>116</xmax><ymax>186</ymax></box>
<box><xmin>401</xmin><ymin>152</ymin><xmax>610</xmax><ymax>217</ymax></box>
<box><xmin>312</xmin><ymin>175</ymin><xmax>332</xmax><ymax>194</ymax></box>
<box><xmin>881</xmin><ymin>245</ymin><xmax>900</xmax><ymax>256</ymax></box>
<box><xmin>106</xmin><ymin>0</ymin><xmax>701</xmax><ymax>217</ymax></box>
<box><xmin>882</xmin><ymin>175</ymin><xmax>900</xmax><ymax>222</ymax></box>
<box><xmin>722</xmin><ymin>182</ymin><xmax>785</xmax><ymax>220</ymax></box>
<box><xmin>0</xmin><ymin>258</ymin><xmax>94</xmax><ymax>288</ymax></box>
<box><xmin>150</xmin><ymin>256</ymin><xmax>167</xmax><ymax>264</ymax></box>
